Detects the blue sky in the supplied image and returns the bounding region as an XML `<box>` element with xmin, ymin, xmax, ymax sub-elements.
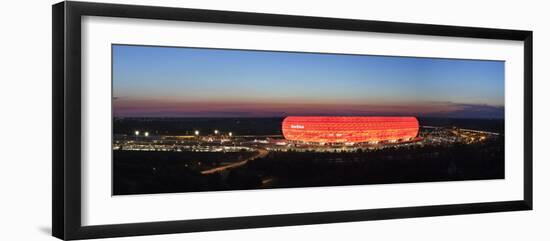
<box><xmin>113</xmin><ymin>44</ymin><xmax>504</xmax><ymax>119</ymax></box>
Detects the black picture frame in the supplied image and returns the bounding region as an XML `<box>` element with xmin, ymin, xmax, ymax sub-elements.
<box><xmin>52</xmin><ymin>1</ymin><xmax>533</xmax><ymax>240</ymax></box>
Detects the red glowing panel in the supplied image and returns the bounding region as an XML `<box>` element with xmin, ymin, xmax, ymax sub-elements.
<box><xmin>282</xmin><ymin>116</ymin><xmax>419</xmax><ymax>143</ymax></box>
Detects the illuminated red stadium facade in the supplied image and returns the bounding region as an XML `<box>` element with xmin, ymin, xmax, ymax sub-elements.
<box><xmin>282</xmin><ymin>116</ymin><xmax>419</xmax><ymax>144</ymax></box>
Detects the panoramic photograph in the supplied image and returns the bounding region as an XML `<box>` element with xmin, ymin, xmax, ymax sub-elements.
<box><xmin>112</xmin><ymin>44</ymin><xmax>505</xmax><ymax>195</ymax></box>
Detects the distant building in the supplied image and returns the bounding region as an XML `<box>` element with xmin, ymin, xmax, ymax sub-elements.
<box><xmin>282</xmin><ymin>116</ymin><xmax>419</xmax><ymax>144</ymax></box>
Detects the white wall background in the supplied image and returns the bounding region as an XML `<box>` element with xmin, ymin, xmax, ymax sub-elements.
<box><xmin>0</xmin><ymin>0</ymin><xmax>547</xmax><ymax>240</ymax></box>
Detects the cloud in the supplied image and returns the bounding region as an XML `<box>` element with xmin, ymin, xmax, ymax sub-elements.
<box><xmin>425</xmin><ymin>103</ymin><xmax>504</xmax><ymax>119</ymax></box>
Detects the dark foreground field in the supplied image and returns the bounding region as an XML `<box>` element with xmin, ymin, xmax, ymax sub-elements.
<box><xmin>113</xmin><ymin>138</ymin><xmax>504</xmax><ymax>195</ymax></box>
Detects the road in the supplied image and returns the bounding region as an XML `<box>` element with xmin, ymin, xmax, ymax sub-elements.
<box><xmin>201</xmin><ymin>148</ymin><xmax>269</xmax><ymax>175</ymax></box>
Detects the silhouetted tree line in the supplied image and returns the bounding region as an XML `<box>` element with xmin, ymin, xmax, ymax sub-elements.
<box><xmin>114</xmin><ymin>117</ymin><xmax>284</xmax><ymax>135</ymax></box>
<box><xmin>114</xmin><ymin>117</ymin><xmax>504</xmax><ymax>135</ymax></box>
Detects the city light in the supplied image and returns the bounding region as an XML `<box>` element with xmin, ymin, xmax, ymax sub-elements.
<box><xmin>115</xmin><ymin>119</ymin><xmax>498</xmax><ymax>157</ymax></box>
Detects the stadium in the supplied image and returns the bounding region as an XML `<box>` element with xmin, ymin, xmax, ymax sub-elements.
<box><xmin>281</xmin><ymin>116</ymin><xmax>420</xmax><ymax>144</ymax></box>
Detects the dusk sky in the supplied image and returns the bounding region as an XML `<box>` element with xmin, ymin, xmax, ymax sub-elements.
<box><xmin>113</xmin><ymin>45</ymin><xmax>504</xmax><ymax>119</ymax></box>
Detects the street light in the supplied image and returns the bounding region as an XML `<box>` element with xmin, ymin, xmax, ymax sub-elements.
<box><xmin>135</xmin><ymin>130</ymin><xmax>140</xmax><ymax>136</ymax></box>
<box><xmin>194</xmin><ymin>130</ymin><xmax>200</xmax><ymax>136</ymax></box>
<box><xmin>144</xmin><ymin>132</ymin><xmax>149</xmax><ymax>137</ymax></box>
<box><xmin>214</xmin><ymin>130</ymin><xmax>219</xmax><ymax>135</ymax></box>
<box><xmin>228</xmin><ymin>132</ymin><xmax>232</xmax><ymax>137</ymax></box>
